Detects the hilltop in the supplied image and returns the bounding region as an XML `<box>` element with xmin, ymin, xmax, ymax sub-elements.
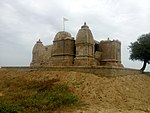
<box><xmin>0</xmin><ymin>69</ymin><xmax>150</xmax><ymax>113</ymax></box>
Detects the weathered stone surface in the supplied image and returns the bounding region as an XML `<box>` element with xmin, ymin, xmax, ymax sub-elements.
<box><xmin>99</xmin><ymin>40</ymin><xmax>123</xmax><ymax>67</ymax></box>
<box><xmin>30</xmin><ymin>23</ymin><xmax>124</xmax><ymax>67</ymax></box>
<box><xmin>54</xmin><ymin>31</ymin><xmax>72</xmax><ymax>41</ymax></box>
<box><xmin>74</xmin><ymin>57</ymin><xmax>97</xmax><ymax>66</ymax></box>
<box><xmin>75</xmin><ymin>22</ymin><xmax>94</xmax><ymax>45</ymax></box>
<box><xmin>30</xmin><ymin>39</ymin><xmax>45</xmax><ymax>66</ymax></box>
<box><xmin>49</xmin><ymin>56</ymin><xmax>74</xmax><ymax>66</ymax></box>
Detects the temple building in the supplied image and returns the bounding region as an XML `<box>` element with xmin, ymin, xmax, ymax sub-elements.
<box><xmin>30</xmin><ymin>22</ymin><xmax>123</xmax><ymax>67</ymax></box>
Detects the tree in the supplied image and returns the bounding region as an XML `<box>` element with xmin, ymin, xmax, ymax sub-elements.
<box><xmin>129</xmin><ymin>33</ymin><xmax>150</xmax><ymax>72</ymax></box>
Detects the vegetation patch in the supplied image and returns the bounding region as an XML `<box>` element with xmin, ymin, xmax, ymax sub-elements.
<box><xmin>21</xmin><ymin>85</ymin><xmax>78</xmax><ymax>111</ymax></box>
<box><xmin>0</xmin><ymin>102</ymin><xmax>22</xmax><ymax>113</ymax></box>
<box><xmin>0</xmin><ymin>78</ymin><xmax>78</xmax><ymax>113</ymax></box>
<box><xmin>144</xmin><ymin>72</ymin><xmax>150</xmax><ymax>76</ymax></box>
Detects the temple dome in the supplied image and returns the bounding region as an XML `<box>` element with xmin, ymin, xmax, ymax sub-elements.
<box><xmin>54</xmin><ymin>31</ymin><xmax>72</xmax><ymax>41</ymax></box>
<box><xmin>32</xmin><ymin>39</ymin><xmax>44</xmax><ymax>54</ymax></box>
<box><xmin>76</xmin><ymin>22</ymin><xmax>94</xmax><ymax>44</ymax></box>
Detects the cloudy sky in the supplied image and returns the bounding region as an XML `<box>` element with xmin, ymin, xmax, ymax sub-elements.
<box><xmin>0</xmin><ymin>0</ymin><xmax>150</xmax><ymax>71</ymax></box>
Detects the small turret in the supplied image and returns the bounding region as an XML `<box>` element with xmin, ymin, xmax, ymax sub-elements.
<box><xmin>30</xmin><ymin>39</ymin><xmax>45</xmax><ymax>67</ymax></box>
<box><xmin>99</xmin><ymin>39</ymin><xmax>123</xmax><ymax>67</ymax></box>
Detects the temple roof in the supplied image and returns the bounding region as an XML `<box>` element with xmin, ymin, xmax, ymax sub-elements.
<box><xmin>54</xmin><ymin>31</ymin><xmax>73</xmax><ymax>41</ymax></box>
<box><xmin>32</xmin><ymin>39</ymin><xmax>44</xmax><ymax>53</ymax></box>
<box><xmin>76</xmin><ymin>22</ymin><xmax>94</xmax><ymax>44</ymax></box>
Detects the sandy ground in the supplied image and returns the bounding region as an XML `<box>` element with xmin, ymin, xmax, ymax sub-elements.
<box><xmin>0</xmin><ymin>69</ymin><xmax>150</xmax><ymax>113</ymax></box>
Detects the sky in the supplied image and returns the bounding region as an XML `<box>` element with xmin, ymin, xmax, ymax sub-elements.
<box><xmin>0</xmin><ymin>0</ymin><xmax>150</xmax><ymax>71</ymax></box>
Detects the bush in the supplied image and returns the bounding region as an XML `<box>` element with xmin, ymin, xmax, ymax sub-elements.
<box><xmin>0</xmin><ymin>78</ymin><xmax>78</xmax><ymax>112</ymax></box>
<box><xmin>22</xmin><ymin>85</ymin><xmax>78</xmax><ymax>111</ymax></box>
<box><xmin>144</xmin><ymin>72</ymin><xmax>150</xmax><ymax>76</ymax></box>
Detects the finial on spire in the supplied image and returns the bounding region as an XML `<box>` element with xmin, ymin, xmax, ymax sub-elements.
<box><xmin>81</xmin><ymin>22</ymin><xmax>89</xmax><ymax>29</ymax></box>
<box><xmin>37</xmin><ymin>39</ymin><xmax>42</xmax><ymax>43</ymax></box>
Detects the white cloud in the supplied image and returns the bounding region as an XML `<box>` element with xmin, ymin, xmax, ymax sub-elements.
<box><xmin>0</xmin><ymin>0</ymin><xmax>150</xmax><ymax>71</ymax></box>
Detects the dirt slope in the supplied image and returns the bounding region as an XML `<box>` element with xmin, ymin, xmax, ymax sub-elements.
<box><xmin>0</xmin><ymin>69</ymin><xmax>150</xmax><ymax>113</ymax></box>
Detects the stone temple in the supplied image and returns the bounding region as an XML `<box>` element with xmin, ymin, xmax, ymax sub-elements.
<box><xmin>30</xmin><ymin>22</ymin><xmax>124</xmax><ymax>67</ymax></box>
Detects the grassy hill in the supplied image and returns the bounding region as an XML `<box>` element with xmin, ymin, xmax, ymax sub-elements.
<box><xmin>0</xmin><ymin>69</ymin><xmax>150</xmax><ymax>113</ymax></box>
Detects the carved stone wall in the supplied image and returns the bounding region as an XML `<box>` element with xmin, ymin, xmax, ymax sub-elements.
<box><xmin>74</xmin><ymin>22</ymin><xmax>96</xmax><ymax>66</ymax></box>
<box><xmin>49</xmin><ymin>31</ymin><xmax>75</xmax><ymax>66</ymax></box>
<box><xmin>30</xmin><ymin>39</ymin><xmax>45</xmax><ymax>67</ymax></box>
<box><xmin>30</xmin><ymin>23</ymin><xmax>124</xmax><ymax>68</ymax></box>
<box><xmin>99</xmin><ymin>40</ymin><xmax>123</xmax><ymax>67</ymax></box>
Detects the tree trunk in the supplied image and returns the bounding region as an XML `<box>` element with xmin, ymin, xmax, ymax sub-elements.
<box><xmin>140</xmin><ymin>60</ymin><xmax>147</xmax><ymax>73</ymax></box>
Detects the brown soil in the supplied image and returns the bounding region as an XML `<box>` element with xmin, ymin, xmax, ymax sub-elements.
<box><xmin>0</xmin><ymin>69</ymin><xmax>150</xmax><ymax>113</ymax></box>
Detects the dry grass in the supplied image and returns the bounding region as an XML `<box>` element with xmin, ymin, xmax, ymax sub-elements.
<box><xmin>0</xmin><ymin>69</ymin><xmax>150</xmax><ymax>113</ymax></box>
<box><xmin>0</xmin><ymin>70</ymin><xmax>78</xmax><ymax>113</ymax></box>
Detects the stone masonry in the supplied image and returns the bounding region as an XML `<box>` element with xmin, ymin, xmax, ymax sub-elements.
<box><xmin>30</xmin><ymin>22</ymin><xmax>124</xmax><ymax>67</ymax></box>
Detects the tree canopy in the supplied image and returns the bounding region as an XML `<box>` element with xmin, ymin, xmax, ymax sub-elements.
<box><xmin>129</xmin><ymin>33</ymin><xmax>150</xmax><ymax>72</ymax></box>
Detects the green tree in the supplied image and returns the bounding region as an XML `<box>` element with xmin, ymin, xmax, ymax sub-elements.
<box><xmin>129</xmin><ymin>33</ymin><xmax>150</xmax><ymax>72</ymax></box>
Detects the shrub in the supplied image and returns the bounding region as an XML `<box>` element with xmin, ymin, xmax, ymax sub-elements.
<box><xmin>0</xmin><ymin>78</ymin><xmax>78</xmax><ymax>112</ymax></box>
<box><xmin>22</xmin><ymin>85</ymin><xmax>78</xmax><ymax>111</ymax></box>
